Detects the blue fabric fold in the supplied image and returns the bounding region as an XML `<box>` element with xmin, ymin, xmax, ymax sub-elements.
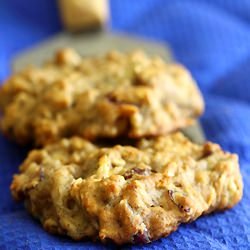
<box><xmin>0</xmin><ymin>0</ymin><xmax>250</xmax><ymax>249</ymax></box>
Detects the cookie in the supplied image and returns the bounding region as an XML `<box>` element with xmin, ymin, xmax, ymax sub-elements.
<box><xmin>11</xmin><ymin>132</ymin><xmax>243</xmax><ymax>244</ymax></box>
<box><xmin>0</xmin><ymin>49</ymin><xmax>204</xmax><ymax>146</ymax></box>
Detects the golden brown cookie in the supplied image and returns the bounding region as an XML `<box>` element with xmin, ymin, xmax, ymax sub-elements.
<box><xmin>0</xmin><ymin>49</ymin><xmax>204</xmax><ymax>146</ymax></box>
<box><xmin>11</xmin><ymin>132</ymin><xmax>243</xmax><ymax>244</ymax></box>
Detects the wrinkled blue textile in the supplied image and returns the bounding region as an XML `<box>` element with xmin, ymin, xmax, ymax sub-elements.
<box><xmin>0</xmin><ymin>1</ymin><xmax>250</xmax><ymax>249</ymax></box>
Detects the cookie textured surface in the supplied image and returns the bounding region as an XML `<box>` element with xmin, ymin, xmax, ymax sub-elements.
<box><xmin>0</xmin><ymin>49</ymin><xmax>204</xmax><ymax>146</ymax></box>
<box><xmin>11</xmin><ymin>132</ymin><xmax>243</xmax><ymax>244</ymax></box>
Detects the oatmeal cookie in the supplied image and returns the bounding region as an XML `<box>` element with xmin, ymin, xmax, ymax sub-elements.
<box><xmin>0</xmin><ymin>49</ymin><xmax>204</xmax><ymax>146</ymax></box>
<box><xmin>11</xmin><ymin>132</ymin><xmax>243</xmax><ymax>244</ymax></box>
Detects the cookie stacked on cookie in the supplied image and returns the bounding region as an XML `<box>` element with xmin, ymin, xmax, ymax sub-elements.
<box><xmin>0</xmin><ymin>49</ymin><xmax>204</xmax><ymax>145</ymax></box>
<box><xmin>0</xmin><ymin>49</ymin><xmax>243</xmax><ymax>244</ymax></box>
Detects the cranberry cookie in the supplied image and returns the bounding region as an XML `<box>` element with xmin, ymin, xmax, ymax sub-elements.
<box><xmin>0</xmin><ymin>49</ymin><xmax>204</xmax><ymax>146</ymax></box>
<box><xmin>11</xmin><ymin>132</ymin><xmax>242</xmax><ymax>244</ymax></box>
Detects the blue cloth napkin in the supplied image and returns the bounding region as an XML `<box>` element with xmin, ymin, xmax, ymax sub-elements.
<box><xmin>0</xmin><ymin>0</ymin><xmax>250</xmax><ymax>249</ymax></box>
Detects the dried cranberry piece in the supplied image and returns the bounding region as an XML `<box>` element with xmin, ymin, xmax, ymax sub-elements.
<box><xmin>124</xmin><ymin>168</ymin><xmax>149</xmax><ymax>180</ymax></box>
<box><xmin>106</xmin><ymin>93</ymin><xmax>139</xmax><ymax>106</ymax></box>
<box><xmin>132</xmin><ymin>230</ymin><xmax>150</xmax><ymax>244</ymax></box>
<box><xmin>178</xmin><ymin>204</ymin><xmax>191</xmax><ymax>213</ymax></box>
<box><xmin>106</xmin><ymin>93</ymin><xmax>118</xmax><ymax>103</ymax></box>
<box><xmin>168</xmin><ymin>190</ymin><xmax>191</xmax><ymax>214</ymax></box>
<box><xmin>39</xmin><ymin>166</ymin><xmax>45</xmax><ymax>181</ymax></box>
<box><xmin>198</xmin><ymin>144</ymin><xmax>214</xmax><ymax>160</ymax></box>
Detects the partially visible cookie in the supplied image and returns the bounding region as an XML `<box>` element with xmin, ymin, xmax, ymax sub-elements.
<box><xmin>11</xmin><ymin>132</ymin><xmax>243</xmax><ymax>244</ymax></box>
<box><xmin>0</xmin><ymin>49</ymin><xmax>204</xmax><ymax>146</ymax></box>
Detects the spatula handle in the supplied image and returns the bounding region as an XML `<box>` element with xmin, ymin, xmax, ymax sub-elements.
<box><xmin>57</xmin><ymin>0</ymin><xmax>109</xmax><ymax>32</ymax></box>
